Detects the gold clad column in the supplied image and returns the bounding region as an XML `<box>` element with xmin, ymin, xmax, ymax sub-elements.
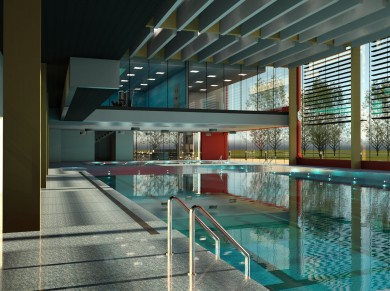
<box><xmin>351</xmin><ymin>46</ymin><xmax>361</xmax><ymax>169</ymax></box>
<box><xmin>4</xmin><ymin>0</ymin><xmax>41</xmax><ymax>232</ymax></box>
<box><xmin>41</xmin><ymin>64</ymin><xmax>47</xmax><ymax>188</ymax></box>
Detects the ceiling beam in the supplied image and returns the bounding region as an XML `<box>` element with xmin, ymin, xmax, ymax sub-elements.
<box><xmin>352</xmin><ymin>26</ymin><xmax>390</xmax><ymax>47</ymax></box>
<box><xmin>244</xmin><ymin>40</ymin><xmax>295</xmax><ymax>66</ymax></box>
<box><xmin>228</xmin><ymin>39</ymin><xmax>276</xmax><ymax>64</ymax></box>
<box><xmin>182</xmin><ymin>33</ymin><xmax>219</xmax><ymax>61</ymax></box>
<box><xmin>214</xmin><ymin>36</ymin><xmax>258</xmax><ymax>63</ymax></box>
<box><xmin>258</xmin><ymin>43</ymin><xmax>312</xmax><ymax>66</ymax></box>
<box><xmin>165</xmin><ymin>31</ymin><xmax>198</xmax><ymax>60</ymax></box>
<box><xmin>198</xmin><ymin>35</ymin><xmax>239</xmax><ymax>62</ymax></box>
<box><xmin>129</xmin><ymin>27</ymin><xmax>154</xmax><ymax>57</ymax></box>
<box><xmin>287</xmin><ymin>46</ymin><xmax>346</xmax><ymax>68</ymax></box>
<box><xmin>199</xmin><ymin>0</ymin><xmax>245</xmax><ymax>33</ymax></box>
<box><xmin>177</xmin><ymin>0</ymin><xmax>213</xmax><ymax>30</ymax></box>
<box><xmin>153</xmin><ymin>0</ymin><xmax>184</xmax><ymax>28</ymax></box>
<box><xmin>274</xmin><ymin>44</ymin><xmax>330</xmax><ymax>67</ymax></box>
<box><xmin>147</xmin><ymin>29</ymin><xmax>177</xmax><ymax>59</ymax></box>
<box><xmin>309</xmin><ymin>0</ymin><xmax>388</xmax><ymax>44</ymax></box>
<box><xmin>260</xmin><ymin>0</ymin><xmax>339</xmax><ymax>39</ymax></box>
<box><xmin>219</xmin><ymin>0</ymin><xmax>277</xmax><ymax>35</ymax></box>
<box><xmin>279</xmin><ymin>0</ymin><xmax>361</xmax><ymax>40</ymax></box>
<box><xmin>240</xmin><ymin>0</ymin><xmax>308</xmax><ymax>37</ymax></box>
<box><xmin>334</xmin><ymin>16</ymin><xmax>390</xmax><ymax>46</ymax></box>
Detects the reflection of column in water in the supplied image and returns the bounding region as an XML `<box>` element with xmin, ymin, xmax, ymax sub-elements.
<box><xmin>289</xmin><ymin>178</ymin><xmax>303</xmax><ymax>277</ymax></box>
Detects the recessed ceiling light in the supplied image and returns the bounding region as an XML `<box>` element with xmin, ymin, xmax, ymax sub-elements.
<box><xmin>147</xmin><ymin>78</ymin><xmax>156</xmax><ymax>81</ymax></box>
<box><xmin>119</xmin><ymin>85</ymin><xmax>123</xmax><ymax>87</ymax></box>
<box><xmin>140</xmin><ymin>83</ymin><xmax>148</xmax><ymax>86</ymax></box>
<box><xmin>121</xmin><ymin>79</ymin><xmax>129</xmax><ymax>82</ymax></box>
<box><xmin>134</xmin><ymin>88</ymin><xmax>141</xmax><ymax>91</ymax></box>
<box><xmin>156</xmin><ymin>72</ymin><xmax>165</xmax><ymax>75</ymax></box>
<box><xmin>210</xmin><ymin>84</ymin><xmax>218</xmax><ymax>87</ymax></box>
<box><xmin>188</xmin><ymin>86</ymin><xmax>193</xmax><ymax>88</ymax></box>
<box><xmin>195</xmin><ymin>80</ymin><xmax>204</xmax><ymax>83</ymax></box>
<box><xmin>207</xmin><ymin>75</ymin><xmax>216</xmax><ymax>78</ymax></box>
<box><xmin>224</xmin><ymin>79</ymin><xmax>232</xmax><ymax>82</ymax></box>
<box><xmin>190</xmin><ymin>70</ymin><xmax>199</xmax><ymax>73</ymax></box>
<box><xmin>238</xmin><ymin>73</ymin><xmax>247</xmax><ymax>76</ymax></box>
<box><xmin>134</xmin><ymin>66</ymin><xmax>143</xmax><ymax>70</ymax></box>
<box><xmin>127</xmin><ymin>73</ymin><xmax>135</xmax><ymax>77</ymax></box>
<box><xmin>200</xmin><ymin>89</ymin><xmax>207</xmax><ymax>92</ymax></box>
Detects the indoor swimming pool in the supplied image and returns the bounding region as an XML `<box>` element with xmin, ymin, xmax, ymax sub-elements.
<box><xmin>92</xmin><ymin>163</ymin><xmax>390</xmax><ymax>290</ymax></box>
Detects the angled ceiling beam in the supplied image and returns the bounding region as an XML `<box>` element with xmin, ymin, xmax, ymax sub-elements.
<box><xmin>287</xmin><ymin>46</ymin><xmax>346</xmax><ymax>68</ymax></box>
<box><xmin>244</xmin><ymin>40</ymin><xmax>295</xmax><ymax>66</ymax></box>
<box><xmin>352</xmin><ymin>26</ymin><xmax>390</xmax><ymax>47</ymax></box>
<box><xmin>240</xmin><ymin>0</ymin><xmax>308</xmax><ymax>37</ymax></box>
<box><xmin>182</xmin><ymin>33</ymin><xmax>219</xmax><ymax>61</ymax></box>
<box><xmin>274</xmin><ymin>44</ymin><xmax>330</xmax><ymax>67</ymax></box>
<box><xmin>334</xmin><ymin>16</ymin><xmax>390</xmax><ymax>46</ymax></box>
<box><xmin>258</xmin><ymin>43</ymin><xmax>312</xmax><ymax>67</ymax></box>
<box><xmin>198</xmin><ymin>35</ymin><xmax>239</xmax><ymax>62</ymax></box>
<box><xmin>309</xmin><ymin>0</ymin><xmax>389</xmax><ymax>44</ymax></box>
<box><xmin>147</xmin><ymin>29</ymin><xmax>177</xmax><ymax>59</ymax></box>
<box><xmin>228</xmin><ymin>39</ymin><xmax>276</xmax><ymax>64</ymax></box>
<box><xmin>153</xmin><ymin>0</ymin><xmax>184</xmax><ymax>28</ymax></box>
<box><xmin>214</xmin><ymin>36</ymin><xmax>258</xmax><ymax>63</ymax></box>
<box><xmin>219</xmin><ymin>0</ymin><xmax>277</xmax><ymax>35</ymax></box>
<box><xmin>279</xmin><ymin>0</ymin><xmax>361</xmax><ymax>40</ymax></box>
<box><xmin>199</xmin><ymin>0</ymin><xmax>245</xmax><ymax>33</ymax></box>
<box><xmin>177</xmin><ymin>0</ymin><xmax>213</xmax><ymax>30</ymax></box>
<box><xmin>260</xmin><ymin>0</ymin><xmax>339</xmax><ymax>39</ymax></box>
<box><xmin>165</xmin><ymin>31</ymin><xmax>198</xmax><ymax>60</ymax></box>
<box><xmin>129</xmin><ymin>27</ymin><xmax>154</xmax><ymax>57</ymax></box>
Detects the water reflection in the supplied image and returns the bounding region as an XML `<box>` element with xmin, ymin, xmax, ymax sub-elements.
<box><xmin>99</xmin><ymin>171</ymin><xmax>390</xmax><ymax>290</ymax></box>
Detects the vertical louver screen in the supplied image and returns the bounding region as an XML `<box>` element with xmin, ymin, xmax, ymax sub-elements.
<box><xmin>370</xmin><ymin>37</ymin><xmax>390</xmax><ymax>120</ymax></box>
<box><xmin>302</xmin><ymin>50</ymin><xmax>351</xmax><ymax>125</ymax></box>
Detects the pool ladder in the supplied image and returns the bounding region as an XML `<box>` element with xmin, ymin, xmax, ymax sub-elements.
<box><xmin>167</xmin><ymin>196</ymin><xmax>250</xmax><ymax>279</ymax></box>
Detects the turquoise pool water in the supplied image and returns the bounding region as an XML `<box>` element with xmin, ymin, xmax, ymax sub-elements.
<box><xmin>96</xmin><ymin>164</ymin><xmax>390</xmax><ymax>290</ymax></box>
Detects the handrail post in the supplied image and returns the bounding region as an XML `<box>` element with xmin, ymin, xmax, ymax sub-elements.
<box><xmin>189</xmin><ymin>206</ymin><xmax>196</xmax><ymax>276</ymax></box>
<box><xmin>167</xmin><ymin>196</ymin><xmax>174</xmax><ymax>256</ymax></box>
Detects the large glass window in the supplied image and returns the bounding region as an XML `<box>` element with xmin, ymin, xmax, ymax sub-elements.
<box><xmin>301</xmin><ymin>50</ymin><xmax>352</xmax><ymax>159</ymax></box>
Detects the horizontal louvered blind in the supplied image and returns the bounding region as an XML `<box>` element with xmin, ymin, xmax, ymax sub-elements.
<box><xmin>370</xmin><ymin>37</ymin><xmax>390</xmax><ymax>119</ymax></box>
<box><xmin>302</xmin><ymin>50</ymin><xmax>351</xmax><ymax>125</ymax></box>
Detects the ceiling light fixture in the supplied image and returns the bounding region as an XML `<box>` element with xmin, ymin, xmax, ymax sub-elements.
<box><xmin>224</xmin><ymin>79</ymin><xmax>232</xmax><ymax>82</ymax></box>
<box><xmin>195</xmin><ymin>81</ymin><xmax>204</xmax><ymax>83</ymax></box>
<box><xmin>147</xmin><ymin>78</ymin><xmax>155</xmax><ymax>81</ymax></box>
<box><xmin>210</xmin><ymin>84</ymin><xmax>218</xmax><ymax>87</ymax></box>
<box><xmin>140</xmin><ymin>83</ymin><xmax>148</xmax><ymax>86</ymax></box>
<box><xmin>134</xmin><ymin>66</ymin><xmax>143</xmax><ymax>70</ymax></box>
<box><xmin>121</xmin><ymin>79</ymin><xmax>129</xmax><ymax>82</ymax></box>
<box><xmin>238</xmin><ymin>73</ymin><xmax>247</xmax><ymax>76</ymax></box>
<box><xmin>127</xmin><ymin>73</ymin><xmax>135</xmax><ymax>77</ymax></box>
<box><xmin>134</xmin><ymin>88</ymin><xmax>141</xmax><ymax>91</ymax></box>
<box><xmin>207</xmin><ymin>75</ymin><xmax>216</xmax><ymax>78</ymax></box>
<box><xmin>190</xmin><ymin>70</ymin><xmax>199</xmax><ymax>73</ymax></box>
<box><xmin>188</xmin><ymin>86</ymin><xmax>193</xmax><ymax>88</ymax></box>
<box><xmin>200</xmin><ymin>89</ymin><xmax>207</xmax><ymax>92</ymax></box>
<box><xmin>156</xmin><ymin>72</ymin><xmax>165</xmax><ymax>75</ymax></box>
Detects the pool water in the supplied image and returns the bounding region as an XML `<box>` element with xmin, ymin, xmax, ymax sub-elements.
<box><xmin>95</xmin><ymin>164</ymin><xmax>390</xmax><ymax>290</ymax></box>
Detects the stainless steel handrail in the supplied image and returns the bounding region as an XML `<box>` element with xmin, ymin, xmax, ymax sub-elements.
<box><xmin>189</xmin><ymin>205</ymin><xmax>250</xmax><ymax>279</ymax></box>
<box><xmin>167</xmin><ymin>196</ymin><xmax>220</xmax><ymax>259</ymax></box>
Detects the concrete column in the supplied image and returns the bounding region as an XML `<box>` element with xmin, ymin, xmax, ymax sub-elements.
<box><xmin>289</xmin><ymin>68</ymin><xmax>299</xmax><ymax>165</ymax></box>
<box><xmin>41</xmin><ymin>64</ymin><xmax>48</xmax><ymax>188</ymax></box>
<box><xmin>351</xmin><ymin>46</ymin><xmax>361</xmax><ymax>169</ymax></box>
<box><xmin>4</xmin><ymin>0</ymin><xmax>41</xmax><ymax>232</ymax></box>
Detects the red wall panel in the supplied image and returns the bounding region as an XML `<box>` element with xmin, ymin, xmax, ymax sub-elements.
<box><xmin>201</xmin><ymin>132</ymin><xmax>228</xmax><ymax>160</ymax></box>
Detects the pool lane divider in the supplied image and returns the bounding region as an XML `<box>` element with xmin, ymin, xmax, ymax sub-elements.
<box><xmin>79</xmin><ymin>171</ymin><xmax>159</xmax><ymax>235</ymax></box>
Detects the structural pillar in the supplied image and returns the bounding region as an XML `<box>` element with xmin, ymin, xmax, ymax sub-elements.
<box><xmin>289</xmin><ymin>67</ymin><xmax>300</xmax><ymax>165</ymax></box>
<box><xmin>4</xmin><ymin>0</ymin><xmax>41</xmax><ymax>232</ymax></box>
<box><xmin>41</xmin><ymin>64</ymin><xmax>48</xmax><ymax>188</ymax></box>
<box><xmin>351</xmin><ymin>46</ymin><xmax>361</xmax><ymax>169</ymax></box>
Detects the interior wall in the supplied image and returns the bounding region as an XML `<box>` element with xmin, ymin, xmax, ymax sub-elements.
<box><xmin>201</xmin><ymin>132</ymin><xmax>228</xmax><ymax>160</ymax></box>
<box><xmin>49</xmin><ymin>129</ymin><xmax>94</xmax><ymax>162</ymax></box>
<box><xmin>115</xmin><ymin>131</ymin><xmax>134</xmax><ymax>161</ymax></box>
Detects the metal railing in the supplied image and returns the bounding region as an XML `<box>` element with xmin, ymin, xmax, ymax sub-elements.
<box><xmin>167</xmin><ymin>196</ymin><xmax>220</xmax><ymax>259</ymax></box>
<box><xmin>189</xmin><ymin>205</ymin><xmax>250</xmax><ymax>279</ymax></box>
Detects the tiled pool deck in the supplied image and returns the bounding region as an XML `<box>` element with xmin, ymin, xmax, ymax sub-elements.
<box><xmin>1</xmin><ymin>168</ymin><xmax>266</xmax><ymax>290</ymax></box>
